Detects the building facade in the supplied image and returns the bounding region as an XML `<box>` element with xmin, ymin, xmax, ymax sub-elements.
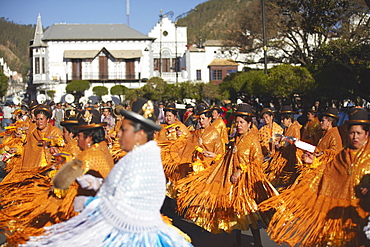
<box><xmin>30</xmin><ymin>14</ymin><xmax>155</xmax><ymax>103</ymax></box>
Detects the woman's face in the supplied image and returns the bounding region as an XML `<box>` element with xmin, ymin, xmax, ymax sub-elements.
<box><xmin>212</xmin><ymin>110</ymin><xmax>220</xmax><ymax>120</ymax></box>
<box><xmin>282</xmin><ymin>118</ymin><xmax>291</xmax><ymax>128</ymax></box>
<box><xmin>62</xmin><ymin>127</ymin><xmax>73</xmax><ymax>143</ymax></box>
<box><xmin>307</xmin><ymin>112</ymin><xmax>315</xmax><ymax>121</ymax></box>
<box><xmin>235</xmin><ymin>116</ymin><xmax>251</xmax><ymax>135</ymax></box>
<box><xmin>165</xmin><ymin>111</ymin><xmax>176</xmax><ymax>125</ymax></box>
<box><xmin>348</xmin><ymin>125</ymin><xmax>369</xmax><ymax>151</ymax></box>
<box><xmin>118</xmin><ymin>119</ymin><xmax>140</xmax><ymax>152</ymax></box>
<box><xmin>320</xmin><ymin>116</ymin><xmax>332</xmax><ymax>131</ymax></box>
<box><xmin>198</xmin><ymin>114</ymin><xmax>211</xmax><ymax>129</ymax></box>
<box><xmin>262</xmin><ymin>114</ymin><xmax>273</xmax><ymax>125</ymax></box>
<box><xmin>77</xmin><ymin>132</ymin><xmax>92</xmax><ymax>151</ymax></box>
<box><xmin>36</xmin><ymin>113</ymin><xmax>49</xmax><ymax>130</ymax></box>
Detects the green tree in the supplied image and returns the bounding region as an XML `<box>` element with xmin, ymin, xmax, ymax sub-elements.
<box><xmin>198</xmin><ymin>82</ymin><xmax>224</xmax><ymax>102</ymax></box>
<box><xmin>66</xmin><ymin>80</ymin><xmax>90</xmax><ymax>102</ymax></box>
<box><xmin>66</xmin><ymin>80</ymin><xmax>90</xmax><ymax>93</ymax></box>
<box><xmin>312</xmin><ymin>39</ymin><xmax>370</xmax><ymax>103</ymax></box>
<box><xmin>92</xmin><ymin>86</ymin><xmax>109</xmax><ymax>102</ymax></box>
<box><xmin>267</xmin><ymin>64</ymin><xmax>316</xmax><ymax>98</ymax></box>
<box><xmin>46</xmin><ymin>90</ymin><xmax>56</xmax><ymax>101</ymax></box>
<box><xmin>141</xmin><ymin>77</ymin><xmax>167</xmax><ymax>102</ymax></box>
<box><xmin>110</xmin><ymin>85</ymin><xmax>128</xmax><ymax>103</ymax></box>
<box><xmin>220</xmin><ymin>70</ymin><xmax>268</xmax><ymax>102</ymax></box>
<box><xmin>0</xmin><ymin>70</ymin><xmax>9</xmax><ymax>97</ymax></box>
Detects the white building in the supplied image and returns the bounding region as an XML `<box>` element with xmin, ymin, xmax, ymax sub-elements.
<box><xmin>148</xmin><ymin>16</ymin><xmax>188</xmax><ymax>83</ymax></box>
<box><xmin>30</xmin><ymin>14</ymin><xmax>155</xmax><ymax>103</ymax></box>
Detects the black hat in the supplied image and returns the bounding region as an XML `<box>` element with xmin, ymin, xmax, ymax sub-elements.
<box><xmin>280</xmin><ymin>105</ymin><xmax>295</xmax><ymax>114</ymax></box>
<box><xmin>185</xmin><ymin>104</ymin><xmax>194</xmax><ymax>109</ymax></box>
<box><xmin>120</xmin><ymin>98</ymin><xmax>161</xmax><ymax>131</ymax></box>
<box><xmin>29</xmin><ymin>100</ymin><xmax>40</xmax><ymax>111</ymax></box>
<box><xmin>196</xmin><ymin>103</ymin><xmax>210</xmax><ymax>116</ymax></box>
<box><xmin>164</xmin><ymin>102</ymin><xmax>177</xmax><ymax>112</ymax></box>
<box><xmin>61</xmin><ymin>108</ymin><xmax>78</xmax><ymax>126</ymax></box>
<box><xmin>322</xmin><ymin>107</ymin><xmax>339</xmax><ymax>119</ymax></box>
<box><xmin>345</xmin><ymin>107</ymin><xmax>370</xmax><ymax>125</ymax></box>
<box><xmin>113</xmin><ymin>105</ymin><xmax>125</xmax><ymax>117</ymax></box>
<box><xmin>308</xmin><ymin>106</ymin><xmax>318</xmax><ymax>113</ymax></box>
<box><xmin>233</xmin><ymin>103</ymin><xmax>254</xmax><ymax>117</ymax></box>
<box><xmin>34</xmin><ymin>105</ymin><xmax>52</xmax><ymax>119</ymax></box>
<box><xmin>211</xmin><ymin>105</ymin><xmax>223</xmax><ymax>113</ymax></box>
<box><xmin>74</xmin><ymin>109</ymin><xmax>107</xmax><ymax>131</ymax></box>
<box><xmin>260</xmin><ymin>107</ymin><xmax>274</xmax><ymax>116</ymax></box>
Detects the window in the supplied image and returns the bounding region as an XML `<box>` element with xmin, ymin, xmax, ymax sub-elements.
<box><xmin>211</xmin><ymin>70</ymin><xmax>222</xmax><ymax>80</ymax></box>
<box><xmin>35</xmin><ymin>57</ymin><xmax>40</xmax><ymax>74</ymax></box>
<box><xmin>42</xmin><ymin>57</ymin><xmax>45</xmax><ymax>74</ymax></box>
<box><xmin>196</xmin><ymin>70</ymin><xmax>201</xmax><ymax>80</ymax></box>
<box><xmin>126</xmin><ymin>60</ymin><xmax>135</xmax><ymax>79</ymax></box>
<box><xmin>72</xmin><ymin>59</ymin><xmax>82</xmax><ymax>80</ymax></box>
<box><xmin>227</xmin><ymin>70</ymin><xmax>237</xmax><ymax>75</ymax></box>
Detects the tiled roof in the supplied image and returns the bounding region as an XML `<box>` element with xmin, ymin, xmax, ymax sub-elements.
<box><xmin>43</xmin><ymin>24</ymin><xmax>154</xmax><ymax>40</ymax></box>
<box><xmin>208</xmin><ymin>59</ymin><xmax>239</xmax><ymax>66</ymax></box>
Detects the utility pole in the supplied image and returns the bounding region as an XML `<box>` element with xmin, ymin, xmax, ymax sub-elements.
<box><xmin>262</xmin><ymin>0</ymin><xmax>268</xmax><ymax>74</ymax></box>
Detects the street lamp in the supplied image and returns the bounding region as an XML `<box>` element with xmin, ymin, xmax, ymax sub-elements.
<box><xmin>261</xmin><ymin>0</ymin><xmax>268</xmax><ymax>74</ymax></box>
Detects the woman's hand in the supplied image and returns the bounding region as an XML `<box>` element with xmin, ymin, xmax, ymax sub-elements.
<box><xmin>202</xmin><ymin>151</ymin><xmax>216</xmax><ymax>158</ymax></box>
<box><xmin>302</xmin><ymin>151</ymin><xmax>314</xmax><ymax>164</ymax></box>
<box><xmin>49</xmin><ymin>147</ymin><xmax>59</xmax><ymax>156</ymax></box>
<box><xmin>176</xmin><ymin>128</ymin><xmax>183</xmax><ymax>137</ymax></box>
<box><xmin>231</xmin><ymin>169</ymin><xmax>241</xmax><ymax>184</ymax></box>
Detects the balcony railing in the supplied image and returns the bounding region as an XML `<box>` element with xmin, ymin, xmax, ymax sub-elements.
<box><xmin>72</xmin><ymin>72</ymin><xmax>139</xmax><ymax>81</ymax></box>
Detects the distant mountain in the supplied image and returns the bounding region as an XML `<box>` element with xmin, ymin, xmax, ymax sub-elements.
<box><xmin>176</xmin><ymin>0</ymin><xmax>251</xmax><ymax>44</ymax></box>
<box><xmin>0</xmin><ymin>17</ymin><xmax>35</xmax><ymax>76</ymax></box>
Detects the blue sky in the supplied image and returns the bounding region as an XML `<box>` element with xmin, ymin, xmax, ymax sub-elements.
<box><xmin>1</xmin><ymin>0</ymin><xmax>205</xmax><ymax>34</ymax></box>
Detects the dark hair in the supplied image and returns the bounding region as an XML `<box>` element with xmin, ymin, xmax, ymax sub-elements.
<box><xmin>64</xmin><ymin>125</ymin><xmax>77</xmax><ymax>137</ymax></box>
<box><xmin>164</xmin><ymin>109</ymin><xmax>177</xmax><ymax>115</ymax></box>
<box><xmin>79</xmin><ymin>127</ymin><xmax>106</xmax><ymax>144</ymax></box>
<box><xmin>281</xmin><ymin>113</ymin><xmax>294</xmax><ymax>122</ymax></box>
<box><xmin>36</xmin><ymin>110</ymin><xmax>51</xmax><ymax>119</ymax></box>
<box><xmin>201</xmin><ymin>111</ymin><xmax>212</xmax><ymax>118</ymax></box>
<box><xmin>326</xmin><ymin>116</ymin><xmax>338</xmax><ymax>127</ymax></box>
<box><xmin>347</xmin><ymin>124</ymin><xmax>370</xmax><ymax>132</ymax></box>
<box><xmin>236</xmin><ymin>115</ymin><xmax>253</xmax><ymax>123</ymax></box>
<box><xmin>262</xmin><ymin>111</ymin><xmax>273</xmax><ymax>117</ymax></box>
<box><xmin>128</xmin><ymin>120</ymin><xmax>155</xmax><ymax>141</ymax></box>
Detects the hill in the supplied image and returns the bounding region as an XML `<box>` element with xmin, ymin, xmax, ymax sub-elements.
<box><xmin>0</xmin><ymin>17</ymin><xmax>35</xmax><ymax>76</ymax></box>
<box><xmin>176</xmin><ymin>0</ymin><xmax>252</xmax><ymax>44</ymax></box>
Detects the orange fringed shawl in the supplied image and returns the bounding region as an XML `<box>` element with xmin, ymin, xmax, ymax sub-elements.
<box><xmin>258</xmin><ymin>122</ymin><xmax>283</xmax><ymax>157</ymax></box>
<box><xmin>301</xmin><ymin>117</ymin><xmax>323</xmax><ymax>146</ymax></box>
<box><xmin>162</xmin><ymin>124</ymin><xmax>223</xmax><ymax>183</ymax></box>
<box><xmin>259</xmin><ymin>140</ymin><xmax>370</xmax><ymax>246</ymax></box>
<box><xmin>264</xmin><ymin>121</ymin><xmax>301</xmax><ymax>187</ymax></box>
<box><xmin>176</xmin><ymin>126</ymin><xmax>278</xmax><ymax>233</ymax></box>
<box><xmin>0</xmin><ymin>141</ymin><xmax>113</xmax><ymax>246</ymax></box>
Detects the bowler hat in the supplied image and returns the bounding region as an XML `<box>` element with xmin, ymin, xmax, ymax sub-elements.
<box><xmin>74</xmin><ymin>109</ymin><xmax>106</xmax><ymax>131</ymax></box>
<box><xmin>211</xmin><ymin>105</ymin><xmax>223</xmax><ymax>113</ymax></box>
<box><xmin>196</xmin><ymin>103</ymin><xmax>210</xmax><ymax>116</ymax></box>
<box><xmin>280</xmin><ymin>105</ymin><xmax>295</xmax><ymax>114</ymax></box>
<box><xmin>120</xmin><ymin>98</ymin><xmax>161</xmax><ymax>131</ymax></box>
<box><xmin>233</xmin><ymin>103</ymin><xmax>254</xmax><ymax>117</ymax></box>
<box><xmin>321</xmin><ymin>107</ymin><xmax>339</xmax><ymax>119</ymax></box>
<box><xmin>260</xmin><ymin>108</ymin><xmax>274</xmax><ymax>116</ymax></box>
<box><xmin>34</xmin><ymin>105</ymin><xmax>52</xmax><ymax>119</ymax></box>
<box><xmin>345</xmin><ymin>107</ymin><xmax>370</xmax><ymax>125</ymax></box>
<box><xmin>164</xmin><ymin>102</ymin><xmax>177</xmax><ymax>112</ymax></box>
<box><xmin>61</xmin><ymin>108</ymin><xmax>78</xmax><ymax>126</ymax></box>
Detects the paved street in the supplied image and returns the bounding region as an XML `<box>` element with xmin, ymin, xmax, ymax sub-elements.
<box><xmin>161</xmin><ymin>198</ymin><xmax>283</xmax><ymax>247</ymax></box>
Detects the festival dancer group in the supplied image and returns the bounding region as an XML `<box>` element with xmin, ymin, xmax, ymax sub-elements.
<box><xmin>0</xmin><ymin>98</ymin><xmax>370</xmax><ymax>247</ymax></box>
